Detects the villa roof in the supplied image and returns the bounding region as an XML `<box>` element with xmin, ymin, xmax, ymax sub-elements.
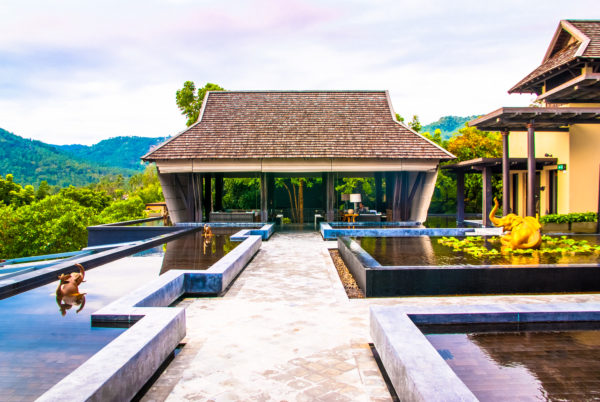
<box><xmin>468</xmin><ymin>106</ymin><xmax>600</xmax><ymax>132</ymax></box>
<box><xmin>142</xmin><ymin>91</ymin><xmax>453</xmax><ymax>161</ymax></box>
<box><xmin>509</xmin><ymin>20</ymin><xmax>600</xmax><ymax>95</ymax></box>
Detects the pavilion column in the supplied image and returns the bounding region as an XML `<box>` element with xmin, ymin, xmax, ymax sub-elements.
<box><xmin>374</xmin><ymin>172</ymin><xmax>383</xmax><ymax>213</ymax></box>
<box><xmin>203</xmin><ymin>173</ymin><xmax>212</xmax><ymax>222</ymax></box>
<box><xmin>392</xmin><ymin>172</ymin><xmax>409</xmax><ymax>221</ymax></box>
<box><xmin>482</xmin><ymin>166</ymin><xmax>493</xmax><ymax>227</ymax></box>
<box><xmin>186</xmin><ymin>174</ymin><xmax>196</xmax><ymax>222</ymax></box>
<box><xmin>501</xmin><ymin>130</ymin><xmax>510</xmax><ymax>216</ymax></box>
<box><xmin>456</xmin><ymin>171</ymin><xmax>465</xmax><ymax>224</ymax></box>
<box><xmin>214</xmin><ymin>173</ymin><xmax>224</xmax><ymax>211</ymax></box>
<box><xmin>260</xmin><ymin>172</ymin><xmax>268</xmax><ymax>222</ymax></box>
<box><xmin>385</xmin><ymin>172</ymin><xmax>394</xmax><ymax>218</ymax></box>
<box><xmin>325</xmin><ymin>172</ymin><xmax>335</xmax><ymax>222</ymax></box>
<box><xmin>527</xmin><ymin>120</ymin><xmax>536</xmax><ymax>217</ymax></box>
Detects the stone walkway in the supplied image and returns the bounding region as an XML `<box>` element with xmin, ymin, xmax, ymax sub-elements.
<box><xmin>142</xmin><ymin>231</ymin><xmax>600</xmax><ymax>401</ymax></box>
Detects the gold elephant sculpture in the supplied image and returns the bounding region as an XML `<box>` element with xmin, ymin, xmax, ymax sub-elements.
<box><xmin>489</xmin><ymin>198</ymin><xmax>542</xmax><ymax>249</ymax></box>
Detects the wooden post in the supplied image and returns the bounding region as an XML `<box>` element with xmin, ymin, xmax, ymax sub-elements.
<box><xmin>482</xmin><ymin>166</ymin><xmax>493</xmax><ymax>227</ymax></box>
<box><xmin>456</xmin><ymin>171</ymin><xmax>465</xmax><ymax>224</ymax></box>
<box><xmin>260</xmin><ymin>172</ymin><xmax>268</xmax><ymax>222</ymax></box>
<box><xmin>597</xmin><ymin>165</ymin><xmax>600</xmax><ymax>234</ymax></box>
<box><xmin>203</xmin><ymin>173</ymin><xmax>212</xmax><ymax>222</ymax></box>
<box><xmin>325</xmin><ymin>172</ymin><xmax>335</xmax><ymax>222</ymax></box>
<box><xmin>374</xmin><ymin>172</ymin><xmax>383</xmax><ymax>213</ymax></box>
<box><xmin>527</xmin><ymin>120</ymin><xmax>536</xmax><ymax>217</ymax></box>
<box><xmin>385</xmin><ymin>172</ymin><xmax>394</xmax><ymax>217</ymax></box>
<box><xmin>214</xmin><ymin>173</ymin><xmax>224</xmax><ymax>211</ymax></box>
<box><xmin>502</xmin><ymin>130</ymin><xmax>510</xmax><ymax>216</ymax></box>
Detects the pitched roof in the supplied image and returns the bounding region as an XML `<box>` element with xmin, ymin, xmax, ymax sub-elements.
<box><xmin>509</xmin><ymin>19</ymin><xmax>600</xmax><ymax>94</ymax></box>
<box><xmin>143</xmin><ymin>91</ymin><xmax>453</xmax><ymax>161</ymax></box>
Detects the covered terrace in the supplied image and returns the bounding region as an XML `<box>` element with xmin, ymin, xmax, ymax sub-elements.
<box><xmin>142</xmin><ymin>90</ymin><xmax>454</xmax><ymax>224</ymax></box>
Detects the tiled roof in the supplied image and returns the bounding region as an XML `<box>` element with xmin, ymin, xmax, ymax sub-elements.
<box><xmin>509</xmin><ymin>20</ymin><xmax>600</xmax><ymax>94</ymax></box>
<box><xmin>143</xmin><ymin>91</ymin><xmax>453</xmax><ymax>161</ymax></box>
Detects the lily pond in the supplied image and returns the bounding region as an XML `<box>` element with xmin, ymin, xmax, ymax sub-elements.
<box><xmin>355</xmin><ymin>235</ymin><xmax>600</xmax><ymax>266</ymax></box>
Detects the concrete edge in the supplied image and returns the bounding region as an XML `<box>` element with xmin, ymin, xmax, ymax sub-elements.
<box><xmin>370</xmin><ymin>302</ymin><xmax>600</xmax><ymax>402</ymax></box>
<box><xmin>38</xmin><ymin>234</ymin><xmax>262</xmax><ymax>401</ymax></box>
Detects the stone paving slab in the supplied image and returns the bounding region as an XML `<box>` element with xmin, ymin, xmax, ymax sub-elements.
<box><xmin>143</xmin><ymin>231</ymin><xmax>600</xmax><ymax>401</ymax></box>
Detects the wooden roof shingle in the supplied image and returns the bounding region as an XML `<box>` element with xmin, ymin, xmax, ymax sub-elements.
<box><xmin>509</xmin><ymin>19</ymin><xmax>600</xmax><ymax>94</ymax></box>
<box><xmin>143</xmin><ymin>91</ymin><xmax>453</xmax><ymax>161</ymax></box>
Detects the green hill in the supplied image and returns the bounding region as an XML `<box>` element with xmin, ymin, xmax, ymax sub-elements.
<box><xmin>422</xmin><ymin>115</ymin><xmax>479</xmax><ymax>140</ymax></box>
<box><xmin>55</xmin><ymin>136</ymin><xmax>168</xmax><ymax>171</ymax></box>
<box><xmin>0</xmin><ymin>128</ymin><xmax>139</xmax><ymax>187</ymax></box>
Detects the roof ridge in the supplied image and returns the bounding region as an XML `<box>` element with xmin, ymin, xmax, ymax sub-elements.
<box><xmin>207</xmin><ymin>90</ymin><xmax>388</xmax><ymax>93</ymax></box>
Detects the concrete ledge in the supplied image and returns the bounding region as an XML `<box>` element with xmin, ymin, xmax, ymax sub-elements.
<box><xmin>370</xmin><ymin>303</ymin><xmax>600</xmax><ymax>402</ymax></box>
<box><xmin>339</xmin><ymin>236</ymin><xmax>600</xmax><ymax>297</ymax></box>
<box><xmin>0</xmin><ymin>228</ymin><xmax>196</xmax><ymax>300</ymax></box>
<box><xmin>38</xmin><ymin>233</ymin><xmax>262</xmax><ymax>401</ymax></box>
<box><xmin>320</xmin><ymin>222</ymin><xmax>473</xmax><ymax>240</ymax></box>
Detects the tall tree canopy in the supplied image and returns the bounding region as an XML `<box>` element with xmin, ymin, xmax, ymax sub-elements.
<box><xmin>175</xmin><ymin>82</ymin><xmax>225</xmax><ymax>126</ymax></box>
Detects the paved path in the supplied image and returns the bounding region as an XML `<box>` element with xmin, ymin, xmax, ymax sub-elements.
<box><xmin>142</xmin><ymin>231</ymin><xmax>600</xmax><ymax>401</ymax></box>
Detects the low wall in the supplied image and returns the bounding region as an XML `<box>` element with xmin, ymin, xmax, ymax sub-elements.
<box><xmin>370</xmin><ymin>303</ymin><xmax>600</xmax><ymax>402</ymax></box>
<box><xmin>39</xmin><ymin>233</ymin><xmax>262</xmax><ymax>401</ymax></box>
<box><xmin>321</xmin><ymin>222</ymin><xmax>473</xmax><ymax>240</ymax></box>
<box><xmin>338</xmin><ymin>236</ymin><xmax>600</xmax><ymax>297</ymax></box>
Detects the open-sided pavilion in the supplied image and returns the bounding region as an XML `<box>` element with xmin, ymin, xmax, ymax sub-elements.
<box><xmin>143</xmin><ymin>90</ymin><xmax>453</xmax><ymax>224</ymax></box>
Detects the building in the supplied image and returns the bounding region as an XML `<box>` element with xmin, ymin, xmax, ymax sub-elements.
<box><xmin>466</xmin><ymin>19</ymin><xmax>600</xmax><ymax>222</ymax></box>
<box><xmin>143</xmin><ymin>91</ymin><xmax>453</xmax><ymax>223</ymax></box>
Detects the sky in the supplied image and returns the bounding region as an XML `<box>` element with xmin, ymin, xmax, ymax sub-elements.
<box><xmin>0</xmin><ymin>0</ymin><xmax>597</xmax><ymax>145</ymax></box>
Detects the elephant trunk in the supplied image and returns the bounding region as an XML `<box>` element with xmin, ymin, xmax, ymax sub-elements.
<box><xmin>489</xmin><ymin>197</ymin><xmax>502</xmax><ymax>226</ymax></box>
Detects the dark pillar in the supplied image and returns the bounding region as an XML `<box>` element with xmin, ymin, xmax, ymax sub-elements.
<box><xmin>385</xmin><ymin>172</ymin><xmax>394</xmax><ymax>215</ymax></box>
<box><xmin>482</xmin><ymin>166</ymin><xmax>493</xmax><ymax>227</ymax></box>
<box><xmin>214</xmin><ymin>173</ymin><xmax>224</xmax><ymax>211</ymax></box>
<box><xmin>186</xmin><ymin>174</ymin><xmax>195</xmax><ymax>222</ymax></box>
<box><xmin>502</xmin><ymin>130</ymin><xmax>510</xmax><ymax>216</ymax></box>
<box><xmin>527</xmin><ymin>120</ymin><xmax>536</xmax><ymax>217</ymax></box>
<box><xmin>267</xmin><ymin>174</ymin><xmax>275</xmax><ymax>210</ymax></box>
<box><xmin>392</xmin><ymin>172</ymin><xmax>409</xmax><ymax>221</ymax></box>
<box><xmin>456</xmin><ymin>171</ymin><xmax>465</xmax><ymax>224</ymax></box>
<box><xmin>325</xmin><ymin>172</ymin><xmax>335</xmax><ymax>222</ymax></box>
<box><xmin>203</xmin><ymin>173</ymin><xmax>212</xmax><ymax>222</ymax></box>
<box><xmin>260</xmin><ymin>172</ymin><xmax>268</xmax><ymax>222</ymax></box>
<box><xmin>374</xmin><ymin>172</ymin><xmax>383</xmax><ymax>213</ymax></box>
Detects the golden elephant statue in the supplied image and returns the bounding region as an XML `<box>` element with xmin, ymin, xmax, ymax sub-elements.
<box><xmin>489</xmin><ymin>198</ymin><xmax>542</xmax><ymax>249</ymax></box>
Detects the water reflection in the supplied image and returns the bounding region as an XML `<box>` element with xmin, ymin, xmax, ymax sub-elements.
<box><xmin>160</xmin><ymin>229</ymin><xmax>239</xmax><ymax>274</ymax></box>
<box><xmin>427</xmin><ymin>329</ymin><xmax>600</xmax><ymax>401</ymax></box>
<box><xmin>355</xmin><ymin>236</ymin><xmax>600</xmax><ymax>266</ymax></box>
<box><xmin>55</xmin><ymin>263</ymin><xmax>87</xmax><ymax>316</ymax></box>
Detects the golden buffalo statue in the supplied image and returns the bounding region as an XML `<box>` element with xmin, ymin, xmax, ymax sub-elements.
<box><xmin>489</xmin><ymin>198</ymin><xmax>542</xmax><ymax>249</ymax></box>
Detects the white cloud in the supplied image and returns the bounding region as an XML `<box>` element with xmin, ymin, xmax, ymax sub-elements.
<box><xmin>0</xmin><ymin>0</ymin><xmax>596</xmax><ymax>143</ymax></box>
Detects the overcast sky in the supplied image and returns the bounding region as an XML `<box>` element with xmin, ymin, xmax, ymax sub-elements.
<box><xmin>0</xmin><ymin>1</ymin><xmax>596</xmax><ymax>145</ymax></box>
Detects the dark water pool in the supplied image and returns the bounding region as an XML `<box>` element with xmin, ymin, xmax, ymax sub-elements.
<box><xmin>354</xmin><ymin>236</ymin><xmax>600</xmax><ymax>266</ymax></box>
<box><xmin>0</xmin><ymin>229</ymin><xmax>239</xmax><ymax>400</ymax></box>
<box><xmin>425</xmin><ymin>326</ymin><xmax>600</xmax><ymax>401</ymax></box>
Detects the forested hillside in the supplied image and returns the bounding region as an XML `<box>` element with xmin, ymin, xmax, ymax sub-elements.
<box><xmin>422</xmin><ymin>115</ymin><xmax>479</xmax><ymax>140</ymax></box>
<box><xmin>55</xmin><ymin>136</ymin><xmax>168</xmax><ymax>171</ymax></box>
<box><xmin>0</xmin><ymin>128</ymin><xmax>136</xmax><ymax>187</ymax></box>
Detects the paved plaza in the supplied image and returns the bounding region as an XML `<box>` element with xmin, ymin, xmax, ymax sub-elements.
<box><xmin>142</xmin><ymin>231</ymin><xmax>600</xmax><ymax>401</ymax></box>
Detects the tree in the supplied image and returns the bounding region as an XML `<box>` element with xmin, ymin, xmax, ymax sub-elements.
<box><xmin>275</xmin><ymin>178</ymin><xmax>320</xmax><ymax>223</ymax></box>
<box><xmin>36</xmin><ymin>180</ymin><xmax>51</xmax><ymax>200</ymax></box>
<box><xmin>395</xmin><ymin>114</ymin><xmax>422</xmax><ymax>132</ymax></box>
<box><xmin>176</xmin><ymin>81</ymin><xmax>225</xmax><ymax>126</ymax></box>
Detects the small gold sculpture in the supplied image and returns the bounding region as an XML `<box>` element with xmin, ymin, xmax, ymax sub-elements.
<box><xmin>489</xmin><ymin>198</ymin><xmax>542</xmax><ymax>249</ymax></box>
<box><xmin>202</xmin><ymin>224</ymin><xmax>213</xmax><ymax>253</ymax></box>
<box><xmin>56</xmin><ymin>263</ymin><xmax>86</xmax><ymax>316</ymax></box>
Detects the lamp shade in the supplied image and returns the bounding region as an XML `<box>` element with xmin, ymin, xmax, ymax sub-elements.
<box><xmin>341</xmin><ymin>193</ymin><xmax>350</xmax><ymax>201</ymax></box>
<box><xmin>350</xmin><ymin>193</ymin><xmax>362</xmax><ymax>203</ymax></box>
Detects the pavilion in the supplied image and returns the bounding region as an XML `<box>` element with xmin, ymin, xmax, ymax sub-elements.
<box><xmin>142</xmin><ymin>91</ymin><xmax>453</xmax><ymax>224</ymax></box>
<box><xmin>445</xmin><ymin>19</ymin><xmax>600</xmax><ymax>226</ymax></box>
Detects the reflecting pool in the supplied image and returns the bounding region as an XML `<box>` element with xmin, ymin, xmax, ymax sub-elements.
<box><xmin>425</xmin><ymin>326</ymin><xmax>600</xmax><ymax>401</ymax></box>
<box><xmin>0</xmin><ymin>229</ymin><xmax>240</xmax><ymax>400</ymax></box>
<box><xmin>354</xmin><ymin>235</ymin><xmax>600</xmax><ymax>266</ymax></box>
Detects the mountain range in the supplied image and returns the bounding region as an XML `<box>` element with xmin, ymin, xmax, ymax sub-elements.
<box><xmin>422</xmin><ymin>115</ymin><xmax>479</xmax><ymax>140</ymax></box>
<box><xmin>0</xmin><ymin>128</ymin><xmax>167</xmax><ymax>187</ymax></box>
<box><xmin>1</xmin><ymin>115</ymin><xmax>476</xmax><ymax>188</ymax></box>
